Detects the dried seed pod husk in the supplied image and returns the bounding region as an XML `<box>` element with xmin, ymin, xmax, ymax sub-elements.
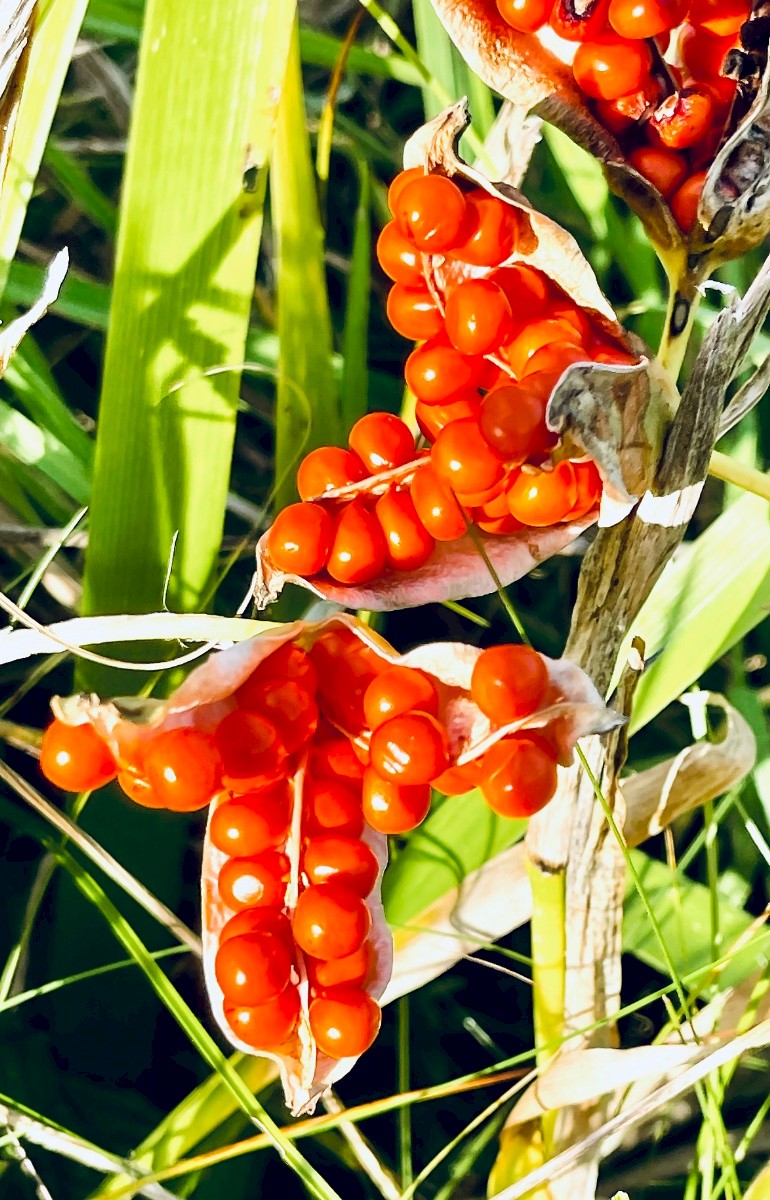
<box><xmin>428</xmin><ymin>0</ymin><xmax>770</xmax><ymax>266</ymax></box>
<box><xmin>51</xmin><ymin>615</ymin><xmax>621</xmax><ymax>1111</ymax></box>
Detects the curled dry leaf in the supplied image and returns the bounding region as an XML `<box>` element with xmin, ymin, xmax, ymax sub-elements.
<box><xmin>50</xmin><ymin>614</ymin><xmax>618</xmax><ymax>1113</ymax></box>
<box><xmin>0</xmin><ymin>248</ymin><xmax>68</xmax><ymax>376</ymax></box>
<box><xmin>429</xmin><ymin>0</ymin><xmax>770</xmax><ymax>264</ymax></box>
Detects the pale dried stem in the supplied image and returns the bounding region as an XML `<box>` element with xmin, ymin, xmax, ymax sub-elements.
<box><xmin>524</xmin><ymin>249</ymin><xmax>770</xmax><ymax>1191</ymax></box>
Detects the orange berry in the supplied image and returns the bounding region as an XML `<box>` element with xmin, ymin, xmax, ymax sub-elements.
<box><xmin>363</xmin><ymin>665</ymin><xmax>439</xmax><ymax>729</ymax></box>
<box><xmin>376</xmin><ymin>221</ymin><xmax>423</xmax><ymax>285</ymax></box>
<box><xmin>297</xmin><ymin>447</ymin><xmax>367</xmax><ymax>500</ymax></box>
<box><xmin>394</xmin><ymin>174</ymin><xmax>467</xmax><ymax>252</ymax></box>
<box><xmin>628</xmin><ymin>146</ymin><xmax>688</xmax><ymax>197</ymax></box>
<box><xmin>266</xmin><ymin>502</ymin><xmax>333</xmax><ymax>576</ymax></box>
<box><xmin>471</xmin><ymin>644</ymin><xmax>549</xmax><ymax>723</ymax></box>
<box><xmin>387</xmin><ymin>282</ymin><xmax>443</xmax><ymax>341</ymax></box>
<box><xmin>326</xmin><ymin>499</ymin><xmax>389</xmax><ymax>585</ymax></box>
<box><xmin>410</xmin><ymin>464</ymin><xmax>468</xmax><ymax>541</ymax></box>
<box><xmin>431</xmin><ymin>417</ymin><xmax>505</xmax><ymax>495</ymax></box>
<box><xmin>309</xmin><ymin>989</ymin><xmax>381</xmax><ymax>1058</ymax></box>
<box><xmin>40</xmin><ymin>719</ymin><xmax>116</xmax><ymax>793</ymax></box>
<box><xmin>444</xmin><ymin>278</ymin><xmax>514</xmax><ymax>356</ymax></box>
<box><xmin>670</xmin><ymin>170</ymin><xmax>707</xmax><ymax>232</ymax></box>
<box><xmin>375</xmin><ymin>488</ymin><xmax>436</xmax><ymax>572</ymax></box>
<box><xmin>448</xmin><ymin>188</ymin><xmax>520</xmax><ymax>265</ymax></box>
<box><xmin>362</xmin><ymin>767</ymin><xmax>432</xmax><ymax>833</ymax></box>
<box><xmin>573</xmin><ymin>37</ymin><xmax>653</xmax><ymax>101</ymax></box>
<box><xmin>608</xmin><ymin>0</ymin><xmax>688</xmax><ymax>39</ymax></box>
<box><xmin>479</xmin><ymin>734</ymin><xmax>558</xmax><ymax>817</ymax></box>
<box><xmin>405</xmin><ymin>338</ymin><xmax>483</xmax><ymax>404</ymax></box>
<box><xmin>496</xmin><ymin>0</ymin><xmax>551</xmax><ymax>30</ymax></box>
<box><xmin>370</xmin><ymin>712</ymin><xmax>449</xmax><ymax>785</ymax></box>
<box><xmin>505</xmin><ymin>462</ymin><xmax>579</xmax><ymax>526</ymax></box>
<box><xmin>348</xmin><ymin>412</ymin><xmax>415</xmax><ymax>473</ymax></box>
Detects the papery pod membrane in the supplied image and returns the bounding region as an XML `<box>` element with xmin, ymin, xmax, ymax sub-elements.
<box><xmin>52</xmin><ymin>615</ymin><xmax>620</xmax><ymax>1112</ymax></box>
<box><xmin>428</xmin><ymin>0</ymin><xmax>770</xmax><ymax>265</ymax></box>
<box><xmin>255</xmin><ymin>454</ymin><xmax>597</xmax><ymax>611</ymax></box>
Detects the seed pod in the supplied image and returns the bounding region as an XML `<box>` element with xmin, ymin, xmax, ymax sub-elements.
<box><xmin>46</xmin><ymin>615</ymin><xmax>621</xmax><ymax>1109</ymax></box>
<box><xmin>427</xmin><ymin>0</ymin><xmax>770</xmax><ymax>265</ymax></box>
<box><xmin>257</xmin><ymin>104</ymin><xmax>676</xmax><ymax>610</ymax></box>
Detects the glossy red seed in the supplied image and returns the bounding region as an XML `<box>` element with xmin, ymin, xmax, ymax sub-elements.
<box><xmin>628</xmin><ymin>146</ymin><xmax>688</xmax><ymax>198</ymax></box>
<box><xmin>218</xmin><ymin>850</ymin><xmax>289</xmax><ymax>911</ymax></box>
<box><xmin>214</xmin><ymin>932</ymin><xmax>292</xmax><ymax>1005</ymax></box>
<box><xmin>236</xmin><ymin>678</ymin><xmax>318</xmax><ymax>754</ymax></box>
<box><xmin>444</xmin><ymin>278</ymin><xmax>514</xmax><ymax>356</ymax></box>
<box><xmin>305</xmin><ymin>778</ymin><xmax>365</xmax><ymax>838</ymax></box>
<box><xmin>386</xmin><ymin>282</ymin><xmax>443</xmax><ymax>340</ymax></box>
<box><xmin>410</xmin><ymin>464</ymin><xmax>468</xmax><ymax>541</ymax></box>
<box><xmin>370</xmin><ymin>711</ymin><xmax>449</xmax><ymax>785</ymax></box>
<box><xmin>405</xmin><ymin>338</ymin><xmax>483</xmax><ymax>405</ymax></box>
<box><xmin>214</xmin><ymin>709</ymin><xmax>287</xmax><ymax>791</ymax></box>
<box><xmin>376</xmin><ymin>220</ymin><xmax>423</xmax><ymax>285</ymax></box>
<box><xmin>348</xmin><ymin>412</ymin><xmax>415</xmax><ymax>473</ymax></box>
<box><xmin>431</xmin><ymin>418</ymin><xmax>505</xmax><ymax>495</ymax></box>
<box><xmin>225</xmin><ymin>987</ymin><xmax>300</xmax><ymax>1048</ymax></box>
<box><xmin>143</xmin><ymin>727</ymin><xmax>221</xmax><ymax>812</ymax></box>
<box><xmin>470</xmin><ymin>644</ymin><xmax>549</xmax><ymax>723</ymax></box>
<box><xmin>505</xmin><ymin>461</ymin><xmax>579</xmax><ymax>526</ymax></box>
<box><xmin>363</xmin><ymin>665</ymin><xmax>439</xmax><ymax>729</ymax></box>
<box><xmin>219</xmin><ymin>908</ymin><xmax>293</xmax><ymax>948</ymax></box>
<box><xmin>326</xmin><ymin>500</ymin><xmax>389</xmax><ymax>586</ymax></box>
<box><xmin>266</xmin><ymin>502</ymin><xmax>334</xmax><ymax>576</ymax></box>
<box><xmin>394</xmin><ymin>175</ymin><xmax>467</xmax><ymax>252</ymax></box>
<box><xmin>362</xmin><ymin>768</ymin><xmax>432</xmax><ymax>833</ymax></box>
<box><xmin>375</xmin><ymin>488</ymin><xmax>436</xmax><ymax>572</ymax></box>
<box><xmin>292</xmin><ymin>881</ymin><xmax>372</xmax><ymax>961</ymax></box>
<box><xmin>449</xmin><ymin>188</ymin><xmax>520</xmax><ymax>266</ymax></box>
<box><xmin>479</xmin><ymin>734</ymin><xmax>558</xmax><ymax>818</ymax></box>
<box><xmin>306</xmin><ymin>944</ymin><xmax>372</xmax><ymax>992</ymax></box>
<box><xmin>309</xmin><ymin>989</ymin><xmax>381</xmax><ymax>1058</ymax></box>
<box><xmin>209</xmin><ymin>788</ymin><xmax>291</xmax><ymax>857</ymax></box>
<box><xmin>297</xmin><ymin>447</ymin><xmax>368</xmax><ymax>500</ymax></box>
<box><xmin>496</xmin><ymin>0</ymin><xmax>551</xmax><ymax>32</ymax></box>
<box><xmin>572</xmin><ymin>36</ymin><xmax>653</xmax><ymax>101</ymax></box>
<box><xmin>479</xmin><ymin>383</ymin><xmax>554</xmax><ymax>463</ymax></box>
<box><xmin>303</xmin><ymin>834</ymin><xmax>379</xmax><ymax>896</ymax></box>
<box><xmin>40</xmin><ymin>719</ymin><xmax>117</xmax><ymax>792</ymax></box>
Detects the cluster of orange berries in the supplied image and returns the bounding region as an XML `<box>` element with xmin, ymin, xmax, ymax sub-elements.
<box><xmin>39</xmin><ymin>628</ymin><xmax>562</xmax><ymax>1056</ymax></box>
<box><xmin>266</xmin><ymin>171</ymin><xmax>616</xmax><ymax>588</ymax></box>
<box><xmin>496</xmin><ymin>0</ymin><xmax>750</xmax><ymax>230</ymax></box>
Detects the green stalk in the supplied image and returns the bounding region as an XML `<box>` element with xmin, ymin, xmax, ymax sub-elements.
<box><xmin>82</xmin><ymin>0</ymin><xmax>295</xmax><ymax>657</ymax></box>
<box><xmin>526</xmin><ymin>859</ymin><xmax>565</xmax><ymax>1154</ymax></box>
<box><xmin>657</xmin><ymin>254</ymin><xmax>703</xmax><ymax>382</ymax></box>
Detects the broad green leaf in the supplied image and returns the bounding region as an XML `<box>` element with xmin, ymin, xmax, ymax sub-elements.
<box><xmin>624</xmin><ymin>493</ymin><xmax>770</xmax><ymax>733</ymax></box>
<box><xmin>271</xmin><ymin>21</ymin><xmax>338</xmax><ymax>509</ymax></box>
<box><xmin>625</xmin><ymin>851</ymin><xmax>770</xmax><ymax>988</ymax></box>
<box><xmin>383</xmin><ymin>790</ymin><xmax>526</xmax><ymax>929</ymax></box>
<box><xmin>82</xmin><ymin>0</ymin><xmax>295</xmax><ymax>637</ymax></box>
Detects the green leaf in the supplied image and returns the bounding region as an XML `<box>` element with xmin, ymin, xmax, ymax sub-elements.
<box><xmin>271</xmin><ymin>20</ymin><xmax>338</xmax><ymax>509</ymax></box>
<box><xmin>623</xmin><ymin>493</ymin><xmax>770</xmax><ymax>733</ymax></box>
<box><xmin>82</xmin><ymin>0</ymin><xmax>296</xmax><ymax>636</ymax></box>
<box><xmin>624</xmin><ymin>851</ymin><xmax>770</xmax><ymax>988</ymax></box>
<box><xmin>340</xmin><ymin>162</ymin><xmax>371</xmax><ymax>427</ymax></box>
<box><xmin>0</xmin><ymin>397</ymin><xmax>90</xmax><ymax>503</ymax></box>
<box><xmin>0</xmin><ymin>0</ymin><xmax>89</xmax><ymax>294</ymax></box>
<box><xmin>383</xmin><ymin>790</ymin><xmax>525</xmax><ymax>929</ymax></box>
<box><xmin>412</xmin><ymin>0</ymin><xmax>495</xmax><ymax>141</ymax></box>
<box><xmin>43</xmin><ymin>140</ymin><xmax>117</xmax><ymax>236</ymax></box>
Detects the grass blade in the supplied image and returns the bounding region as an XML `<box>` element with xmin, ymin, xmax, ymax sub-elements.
<box><xmin>340</xmin><ymin>161</ymin><xmax>371</xmax><ymax>427</ymax></box>
<box><xmin>82</xmin><ymin>0</ymin><xmax>294</xmax><ymax>637</ymax></box>
<box><xmin>272</xmin><ymin>20</ymin><xmax>338</xmax><ymax>509</ymax></box>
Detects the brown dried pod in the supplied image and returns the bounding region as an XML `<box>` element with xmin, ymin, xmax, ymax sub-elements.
<box><xmin>48</xmin><ymin>615</ymin><xmax>621</xmax><ymax>1112</ymax></box>
<box><xmin>428</xmin><ymin>0</ymin><xmax>770</xmax><ymax>267</ymax></box>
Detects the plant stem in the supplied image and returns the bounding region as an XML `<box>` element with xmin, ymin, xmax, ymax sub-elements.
<box><xmin>709</xmin><ymin>450</ymin><xmax>770</xmax><ymax>502</ymax></box>
<box><xmin>526</xmin><ymin>860</ymin><xmax>565</xmax><ymax>1155</ymax></box>
<box><xmin>658</xmin><ymin>259</ymin><xmax>702</xmax><ymax>382</ymax></box>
